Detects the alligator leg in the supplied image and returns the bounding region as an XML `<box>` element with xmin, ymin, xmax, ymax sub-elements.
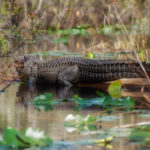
<box><xmin>57</xmin><ymin>65</ymin><xmax>80</xmax><ymax>86</ymax></box>
<box><xmin>29</xmin><ymin>76</ymin><xmax>36</xmax><ymax>87</ymax></box>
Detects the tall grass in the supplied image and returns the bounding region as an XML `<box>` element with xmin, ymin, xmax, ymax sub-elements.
<box><xmin>0</xmin><ymin>0</ymin><xmax>150</xmax><ymax>57</ymax></box>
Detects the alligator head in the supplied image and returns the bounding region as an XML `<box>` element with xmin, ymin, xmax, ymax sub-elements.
<box><xmin>15</xmin><ymin>55</ymin><xmax>39</xmax><ymax>81</ymax></box>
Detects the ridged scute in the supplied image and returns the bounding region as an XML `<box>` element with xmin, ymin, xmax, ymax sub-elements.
<box><xmin>22</xmin><ymin>57</ymin><xmax>149</xmax><ymax>83</ymax></box>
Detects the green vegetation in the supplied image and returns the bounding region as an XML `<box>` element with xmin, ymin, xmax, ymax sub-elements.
<box><xmin>2</xmin><ymin>118</ymin><xmax>150</xmax><ymax>149</ymax></box>
<box><xmin>49</xmin><ymin>26</ymin><xmax>90</xmax><ymax>44</ymax></box>
<box><xmin>29</xmin><ymin>81</ymin><xmax>135</xmax><ymax>111</ymax></box>
<box><xmin>64</xmin><ymin>114</ymin><xmax>150</xmax><ymax>148</ymax></box>
<box><xmin>87</xmin><ymin>51</ymin><xmax>95</xmax><ymax>59</ymax></box>
<box><xmin>0</xmin><ymin>127</ymin><xmax>53</xmax><ymax>149</ymax></box>
<box><xmin>74</xmin><ymin>92</ymin><xmax>135</xmax><ymax>110</ymax></box>
<box><xmin>0</xmin><ymin>33</ymin><xmax>9</xmax><ymax>54</ymax></box>
<box><xmin>0</xmin><ymin>0</ymin><xmax>150</xmax><ymax>58</ymax></box>
<box><xmin>129</xmin><ymin>125</ymin><xmax>150</xmax><ymax>147</ymax></box>
<box><xmin>64</xmin><ymin>114</ymin><xmax>98</xmax><ymax>132</ymax></box>
<box><xmin>0</xmin><ymin>126</ymin><xmax>115</xmax><ymax>149</ymax></box>
<box><xmin>64</xmin><ymin>114</ymin><xmax>118</xmax><ymax>132</ymax></box>
<box><xmin>108</xmin><ymin>80</ymin><xmax>121</xmax><ymax>98</ymax></box>
<box><xmin>1</xmin><ymin>1</ymin><xmax>150</xmax><ymax>149</ymax></box>
<box><xmin>50</xmin><ymin>26</ymin><xmax>90</xmax><ymax>36</ymax></box>
<box><xmin>30</xmin><ymin>92</ymin><xmax>135</xmax><ymax>111</ymax></box>
<box><xmin>30</xmin><ymin>93</ymin><xmax>58</xmax><ymax>111</ymax></box>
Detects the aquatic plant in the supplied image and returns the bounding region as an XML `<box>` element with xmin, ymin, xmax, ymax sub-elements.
<box><xmin>30</xmin><ymin>93</ymin><xmax>58</xmax><ymax>111</ymax></box>
<box><xmin>0</xmin><ymin>127</ymin><xmax>53</xmax><ymax>149</ymax></box>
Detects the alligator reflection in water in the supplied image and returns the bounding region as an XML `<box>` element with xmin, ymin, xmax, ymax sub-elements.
<box><xmin>16</xmin><ymin>82</ymin><xmax>150</xmax><ymax>110</ymax></box>
<box><xmin>16</xmin><ymin>83</ymin><xmax>106</xmax><ymax>109</ymax></box>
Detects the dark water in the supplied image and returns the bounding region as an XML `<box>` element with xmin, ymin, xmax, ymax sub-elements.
<box><xmin>0</xmin><ymin>43</ymin><xmax>150</xmax><ymax>149</ymax></box>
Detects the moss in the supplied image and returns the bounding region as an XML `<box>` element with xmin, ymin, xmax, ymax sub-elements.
<box><xmin>0</xmin><ymin>34</ymin><xmax>9</xmax><ymax>53</ymax></box>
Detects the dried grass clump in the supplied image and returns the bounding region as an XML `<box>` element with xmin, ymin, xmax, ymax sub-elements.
<box><xmin>1</xmin><ymin>0</ymin><xmax>150</xmax><ymax>56</ymax></box>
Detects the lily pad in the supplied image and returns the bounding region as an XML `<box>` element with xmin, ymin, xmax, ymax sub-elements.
<box><xmin>108</xmin><ymin>80</ymin><xmax>121</xmax><ymax>98</ymax></box>
<box><xmin>30</xmin><ymin>93</ymin><xmax>58</xmax><ymax>111</ymax></box>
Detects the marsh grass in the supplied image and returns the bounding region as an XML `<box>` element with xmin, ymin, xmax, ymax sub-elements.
<box><xmin>0</xmin><ymin>0</ymin><xmax>150</xmax><ymax>61</ymax></box>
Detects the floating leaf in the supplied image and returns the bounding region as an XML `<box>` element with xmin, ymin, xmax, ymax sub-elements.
<box><xmin>119</xmin><ymin>96</ymin><xmax>135</xmax><ymax>107</ymax></box>
<box><xmin>102</xmin><ymin>95</ymin><xmax>135</xmax><ymax>110</ymax></box>
<box><xmin>3</xmin><ymin>127</ymin><xmax>27</xmax><ymax>147</ymax></box>
<box><xmin>74</xmin><ymin>92</ymin><xmax>134</xmax><ymax>111</ymax></box>
<box><xmin>30</xmin><ymin>93</ymin><xmax>58</xmax><ymax>111</ymax></box>
<box><xmin>0</xmin><ymin>127</ymin><xmax>53</xmax><ymax>149</ymax></box>
<box><xmin>87</xmin><ymin>51</ymin><xmax>95</xmax><ymax>59</ymax></box>
<box><xmin>108</xmin><ymin>80</ymin><xmax>121</xmax><ymax>98</ymax></box>
<box><xmin>74</xmin><ymin>95</ymin><xmax>104</xmax><ymax>110</ymax></box>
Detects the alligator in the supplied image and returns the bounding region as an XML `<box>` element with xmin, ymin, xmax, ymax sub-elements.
<box><xmin>15</xmin><ymin>56</ymin><xmax>150</xmax><ymax>86</ymax></box>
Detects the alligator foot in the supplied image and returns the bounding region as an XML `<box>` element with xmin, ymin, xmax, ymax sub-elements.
<box><xmin>57</xmin><ymin>65</ymin><xmax>80</xmax><ymax>87</ymax></box>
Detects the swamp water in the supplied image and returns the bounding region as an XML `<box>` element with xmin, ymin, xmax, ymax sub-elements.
<box><xmin>0</xmin><ymin>44</ymin><xmax>150</xmax><ymax>150</ymax></box>
<box><xmin>1</xmin><ymin>81</ymin><xmax>150</xmax><ymax>150</ymax></box>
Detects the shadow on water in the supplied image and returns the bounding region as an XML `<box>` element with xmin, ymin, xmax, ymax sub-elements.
<box><xmin>17</xmin><ymin>83</ymin><xmax>106</xmax><ymax>101</ymax></box>
<box><xmin>16</xmin><ymin>83</ymin><xmax>102</xmax><ymax>111</ymax></box>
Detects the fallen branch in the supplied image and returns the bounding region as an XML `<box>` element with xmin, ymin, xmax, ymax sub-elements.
<box><xmin>0</xmin><ymin>79</ymin><xmax>15</xmax><ymax>92</ymax></box>
<box><xmin>0</xmin><ymin>74</ymin><xmax>23</xmax><ymax>92</ymax></box>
